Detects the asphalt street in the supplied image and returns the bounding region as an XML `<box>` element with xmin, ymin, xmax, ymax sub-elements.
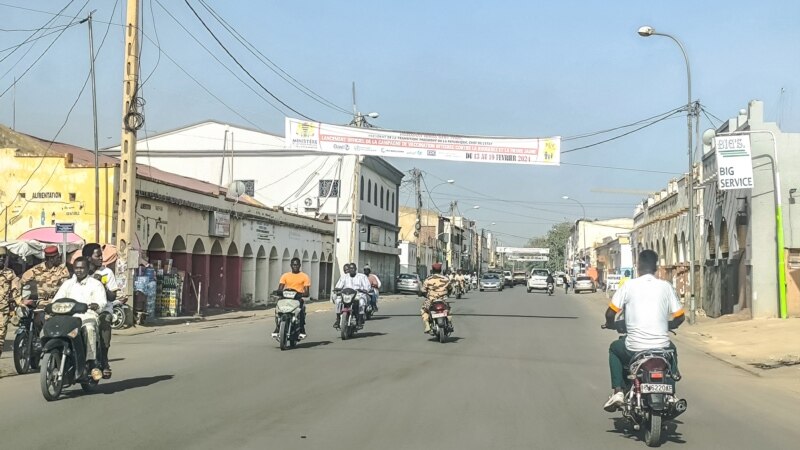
<box><xmin>0</xmin><ymin>287</ymin><xmax>798</xmax><ymax>450</ymax></box>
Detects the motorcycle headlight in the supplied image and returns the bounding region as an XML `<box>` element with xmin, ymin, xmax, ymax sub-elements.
<box><xmin>67</xmin><ymin>328</ymin><xmax>80</xmax><ymax>338</ymax></box>
<box><xmin>51</xmin><ymin>302</ymin><xmax>75</xmax><ymax>314</ymax></box>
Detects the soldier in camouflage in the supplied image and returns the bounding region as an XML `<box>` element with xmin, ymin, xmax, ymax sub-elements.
<box><xmin>0</xmin><ymin>246</ymin><xmax>21</xmax><ymax>359</ymax></box>
<box><xmin>19</xmin><ymin>246</ymin><xmax>70</xmax><ymax>307</ymax></box>
<box><xmin>420</xmin><ymin>262</ymin><xmax>452</xmax><ymax>334</ymax></box>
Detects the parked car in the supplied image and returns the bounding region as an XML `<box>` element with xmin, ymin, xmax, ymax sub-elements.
<box><xmin>512</xmin><ymin>271</ymin><xmax>527</xmax><ymax>285</ymax></box>
<box><xmin>396</xmin><ymin>273</ymin><xmax>421</xmax><ymax>294</ymax></box>
<box><xmin>553</xmin><ymin>271</ymin><xmax>565</xmax><ymax>286</ymax></box>
<box><xmin>527</xmin><ymin>268</ymin><xmax>550</xmax><ymax>293</ymax></box>
<box><xmin>574</xmin><ymin>276</ymin><xmax>597</xmax><ymax>293</ymax></box>
<box><xmin>503</xmin><ymin>271</ymin><xmax>514</xmax><ymax>287</ymax></box>
<box><xmin>479</xmin><ymin>273</ymin><xmax>503</xmax><ymax>292</ymax></box>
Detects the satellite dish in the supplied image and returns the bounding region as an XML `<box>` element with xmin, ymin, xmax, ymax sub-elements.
<box><xmin>228</xmin><ymin>181</ymin><xmax>246</xmax><ymax>198</ymax></box>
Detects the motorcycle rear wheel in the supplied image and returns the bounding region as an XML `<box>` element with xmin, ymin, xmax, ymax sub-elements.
<box><xmin>437</xmin><ymin>319</ymin><xmax>447</xmax><ymax>343</ymax></box>
<box><xmin>40</xmin><ymin>350</ymin><xmax>64</xmax><ymax>402</ymax></box>
<box><xmin>644</xmin><ymin>413</ymin><xmax>662</xmax><ymax>447</ymax></box>
<box><xmin>279</xmin><ymin>319</ymin><xmax>288</xmax><ymax>350</ymax></box>
<box><xmin>13</xmin><ymin>332</ymin><xmax>31</xmax><ymax>374</ymax></box>
<box><xmin>111</xmin><ymin>305</ymin><xmax>127</xmax><ymax>330</ymax></box>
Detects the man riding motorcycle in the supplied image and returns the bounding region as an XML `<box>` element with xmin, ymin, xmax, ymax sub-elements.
<box><xmin>52</xmin><ymin>257</ymin><xmax>107</xmax><ymax>381</ymax></box>
<box><xmin>363</xmin><ymin>265</ymin><xmax>381</xmax><ymax>312</ymax></box>
<box><xmin>603</xmin><ymin>249</ymin><xmax>684</xmax><ymax>411</ymax></box>
<box><xmin>546</xmin><ymin>273</ymin><xmax>555</xmax><ymax>294</ymax></box>
<box><xmin>83</xmin><ymin>243</ymin><xmax>119</xmax><ymax>379</ymax></box>
<box><xmin>420</xmin><ymin>262</ymin><xmax>453</xmax><ymax>334</ymax></box>
<box><xmin>333</xmin><ymin>263</ymin><xmax>371</xmax><ymax>329</ymax></box>
<box><xmin>272</xmin><ymin>257</ymin><xmax>311</xmax><ymax>339</ymax></box>
<box><xmin>455</xmin><ymin>270</ymin><xmax>466</xmax><ymax>294</ymax></box>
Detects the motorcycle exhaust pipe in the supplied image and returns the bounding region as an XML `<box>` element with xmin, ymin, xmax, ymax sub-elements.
<box><xmin>674</xmin><ymin>399</ymin><xmax>688</xmax><ymax>415</ymax></box>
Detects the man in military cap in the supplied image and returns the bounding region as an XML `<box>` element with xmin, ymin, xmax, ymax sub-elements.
<box><xmin>420</xmin><ymin>262</ymin><xmax>452</xmax><ymax>334</ymax></box>
<box><xmin>20</xmin><ymin>245</ymin><xmax>71</xmax><ymax>308</ymax></box>
<box><xmin>0</xmin><ymin>246</ymin><xmax>20</xmax><ymax>359</ymax></box>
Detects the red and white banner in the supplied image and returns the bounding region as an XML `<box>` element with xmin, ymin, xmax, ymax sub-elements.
<box><xmin>285</xmin><ymin>118</ymin><xmax>560</xmax><ymax>166</ymax></box>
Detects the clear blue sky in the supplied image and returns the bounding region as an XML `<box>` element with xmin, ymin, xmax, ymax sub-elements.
<box><xmin>1</xmin><ymin>0</ymin><xmax>798</xmax><ymax>245</ymax></box>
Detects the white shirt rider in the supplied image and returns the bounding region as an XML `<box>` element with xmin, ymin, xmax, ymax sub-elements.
<box><xmin>610</xmin><ymin>274</ymin><xmax>684</xmax><ymax>352</ymax></box>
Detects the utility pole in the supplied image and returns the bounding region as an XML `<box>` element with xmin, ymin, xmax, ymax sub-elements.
<box><xmin>115</xmin><ymin>0</ymin><xmax>142</xmax><ymax>306</ymax></box>
<box><xmin>413</xmin><ymin>168</ymin><xmax>422</xmax><ymax>274</ymax></box>
<box><xmin>348</xmin><ymin>82</ymin><xmax>362</xmax><ymax>264</ymax></box>
<box><xmin>84</xmin><ymin>12</ymin><xmax>100</xmax><ymax>243</ymax></box>
<box><xmin>449</xmin><ymin>200</ymin><xmax>457</xmax><ymax>271</ymax></box>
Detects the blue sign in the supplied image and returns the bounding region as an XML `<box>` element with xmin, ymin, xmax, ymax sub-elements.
<box><xmin>55</xmin><ymin>223</ymin><xmax>75</xmax><ymax>234</ymax></box>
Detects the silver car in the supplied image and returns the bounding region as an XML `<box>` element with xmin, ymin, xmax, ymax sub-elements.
<box><xmin>479</xmin><ymin>273</ymin><xmax>503</xmax><ymax>292</ymax></box>
<box><xmin>574</xmin><ymin>276</ymin><xmax>597</xmax><ymax>294</ymax></box>
<box><xmin>396</xmin><ymin>273</ymin><xmax>421</xmax><ymax>294</ymax></box>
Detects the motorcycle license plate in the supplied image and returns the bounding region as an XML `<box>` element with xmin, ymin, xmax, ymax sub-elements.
<box><xmin>431</xmin><ymin>312</ymin><xmax>448</xmax><ymax>318</ymax></box>
<box><xmin>640</xmin><ymin>383</ymin><xmax>673</xmax><ymax>394</ymax></box>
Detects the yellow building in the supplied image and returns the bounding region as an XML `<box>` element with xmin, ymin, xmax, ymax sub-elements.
<box><xmin>1</xmin><ymin>125</ymin><xmax>116</xmax><ymax>243</ymax></box>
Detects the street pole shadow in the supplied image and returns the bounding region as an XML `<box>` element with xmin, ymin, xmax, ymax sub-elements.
<box><xmin>454</xmin><ymin>313</ymin><xmax>578</xmax><ymax>320</ymax></box>
<box><xmin>607</xmin><ymin>417</ymin><xmax>686</xmax><ymax>445</ymax></box>
<box><xmin>366</xmin><ymin>316</ymin><xmax>391</xmax><ymax>321</ymax></box>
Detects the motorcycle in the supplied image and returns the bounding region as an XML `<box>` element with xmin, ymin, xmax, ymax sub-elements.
<box><xmin>336</xmin><ymin>288</ymin><xmax>362</xmax><ymax>340</ymax></box>
<box><xmin>13</xmin><ymin>300</ymin><xmax>44</xmax><ymax>374</ymax></box>
<box><xmin>453</xmin><ymin>282</ymin><xmax>463</xmax><ymax>300</ymax></box>
<box><xmin>547</xmin><ymin>283</ymin><xmax>554</xmax><ymax>296</ymax></box>
<box><xmin>365</xmin><ymin>288</ymin><xmax>377</xmax><ymax>320</ymax></box>
<box><xmin>427</xmin><ymin>299</ymin><xmax>453</xmax><ymax>343</ymax></box>
<box><xmin>39</xmin><ymin>299</ymin><xmax>103</xmax><ymax>401</ymax></box>
<box><xmin>603</xmin><ymin>321</ymin><xmax>687</xmax><ymax>447</ymax></box>
<box><xmin>273</xmin><ymin>289</ymin><xmax>303</xmax><ymax>350</ymax></box>
<box><xmin>110</xmin><ymin>299</ymin><xmax>129</xmax><ymax>330</ymax></box>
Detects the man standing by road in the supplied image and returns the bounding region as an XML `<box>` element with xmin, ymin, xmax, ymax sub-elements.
<box><xmin>420</xmin><ymin>262</ymin><xmax>451</xmax><ymax>334</ymax></box>
<box><xmin>363</xmin><ymin>265</ymin><xmax>381</xmax><ymax>312</ymax></box>
<box><xmin>273</xmin><ymin>257</ymin><xmax>311</xmax><ymax>339</ymax></box>
<box><xmin>83</xmin><ymin>244</ymin><xmax>119</xmax><ymax>379</ymax></box>
<box><xmin>0</xmin><ymin>246</ymin><xmax>20</xmax><ymax>360</ymax></box>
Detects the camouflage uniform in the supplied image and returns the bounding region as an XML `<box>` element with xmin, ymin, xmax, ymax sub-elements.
<box><xmin>0</xmin><ymin>267</ymin><xmax>20</xmax><ymax>357</ymax></box>
<box><xmin>20</xmin><ymin>263</ymin><xmax>71</xmax><ymax>306</ymax></box>
<box><xmin>421</xmin><ymin>274</ymin><xmax>452</xmax><ymax>332</ymax></box>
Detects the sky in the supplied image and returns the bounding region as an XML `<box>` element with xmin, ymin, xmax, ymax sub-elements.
<box><xmin>1</xmin><ymin>0</ymin><xmax>798</xmax><ymax>246</ymax></box>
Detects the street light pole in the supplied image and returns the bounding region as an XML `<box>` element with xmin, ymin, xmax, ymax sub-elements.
<box><xmin>562</xmin><ymin>196</ymin><xmax>587</xmax><ymax>269</ymax></box>
<box><xmin>639</xmin><ymin>25</ymin><xmax>697</xmax><ymax>323</ymax></box>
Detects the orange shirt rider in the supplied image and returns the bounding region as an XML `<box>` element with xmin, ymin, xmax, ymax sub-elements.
<box><xmin>278</xmin><ymin>258</ymin><xmax>311</xmax><ymax>298</ymax></box>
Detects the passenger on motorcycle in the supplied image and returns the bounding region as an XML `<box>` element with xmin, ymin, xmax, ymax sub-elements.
<box><xmin>455</xmin><ymin>270</ymin><xmax>466</xmax><ymax>293</ymax></box>
<box><xmin>603</xmin><ymin>250</ymin><xmax>684</xmax><ymax>412</ymax></box>
<box><xmin>363</xmin><ymin>265</ymin><xmax>381</xmax><ymax>312</ymax></box>
<box><xmin>52</xmin><ymin>257</ymin><xmax>107</xmax><ymax>381</ymax></box>
<box><xmin>420</xmin><ymin>262</ymin><xmax>452</xmax><ymax>334</ymax></box>
<box><xmin>333</xmin><ymin>263</ymin><xmax>370</xmax><ymax>329</ymax></box>
<box><xmin>546</xmin><ymin>273</ymin><xmax>555</xmax><ymax>292</ymax></box>
<box><xmin>84</xmin><ymin>243</ymin><xmax>119</xmax><ymax>379</ymax></box>
<box><xmin>273</xmin><ymin>257</ymin><xmax>311</xmax><ymax>339</ymax></box>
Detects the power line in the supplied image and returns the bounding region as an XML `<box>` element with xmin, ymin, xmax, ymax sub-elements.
<box><xmin>197</xmin><ymin>0</ymin><xmax>351</xmax><ymax>116</ymax></box>
<box><xmin>561</xmin><ymin>161</ymin><xmax>681</xmax><ymax>175</ymax></box>
<box><xmin>562</xmin><ymin>105</ymin><xmax>685</xmax><ymax>141</ymax></box>
<box><xmin>562</xmin><ymin>109</ymin><xmax>685</xmax><ymax>154</ymax></box>
<box><xmin>183</xmin><ymin>0</ymin><xmax>315</xmax><ymax>121</ymax></box>
<box><xmin>0</xmin><ymin>0</ymin><xmax>76</xmax><ymax>64</ymax></box>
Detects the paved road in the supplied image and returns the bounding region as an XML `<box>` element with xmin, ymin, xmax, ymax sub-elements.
<box><xmin>0</xmin><ymin>287</ymin><xmax>798</xmax><ymax>449</ymax></box>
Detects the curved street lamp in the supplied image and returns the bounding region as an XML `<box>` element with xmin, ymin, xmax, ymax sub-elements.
<box><xmin>638</xmin><ymin>25</ymin><xmax>697</xmax><ymax>323</ymax></box>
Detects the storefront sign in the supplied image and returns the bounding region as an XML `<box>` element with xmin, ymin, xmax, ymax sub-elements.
<box><xmin>255</xmin><ymin>222</ymin><xmax>273</xmax><ymax>241</ymax></box>
<box><xmin>496</xmin><ymin>247</ymin><xmax>550</xmax><ymax>255</ymax></box>
<box><xmin>209</xmin><ymin>211</ymin><xmax>230</xmax><ymax>237</ymax></box>
<box><xmin>31</xmin><ymin>192</ymin><xmax>62</xmax><ymax>199</ymax></box>
<box><xmin>714</xmin><ymin>135</ymin><xmax>754</xmax><ymax>191</ymax></box>
<box><xmin>285</xmin><ymin>118</ymin><xmax>560</xmax><ymax>166</ymax></box>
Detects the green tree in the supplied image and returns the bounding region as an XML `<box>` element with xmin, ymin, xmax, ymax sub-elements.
<box><xmin>525</xmin><ymin>222</ymin><xmax>572</xmax><ymax>272</ymax></box>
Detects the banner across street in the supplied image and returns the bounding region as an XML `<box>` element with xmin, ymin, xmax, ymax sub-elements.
<box><xmin>285</xmin><ymin>118</ymin><xmax>560</xmax><ymax>166</ymax></box>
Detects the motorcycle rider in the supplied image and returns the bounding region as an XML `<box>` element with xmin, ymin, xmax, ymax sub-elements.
<box><xmin>272</xmin><ymin>257</ymin><xmax>311</xmax><ymax>340</ymax></box>
<box><xmin>363</xmin><ymin>265</ymin><xmax>381</xmax><ymax>312</ymax></box>
<box><xmin>18</xmin><ymin>245</ymin><xmax>70</xmax><ymax>353</ymax></box>
<box><xmin>455</xmin><ymin>270</ymin><xmax>466</xmax><ymax>294</ymax></box>
<box><xmin>420</xmin><ymin>262</ymin><xmax>452</xmax><ymax>334</ymax></box>
<box><xmin>546</xmin><ymin>272</ymin><xmax>555</xmax><ymax>293</ymax></box>
<box><xmin>603</xmin><ymin>250</ymin><xmax>684</xmax><ymax>412</ymax></box>
<box><xmin>83</xmin><ymin>243</ymin><xmax>119</xmax><ymax>379</ymax></box>
<box><xmin>53</xmin><ymin>257</ymin><xmax>107</xmax><ymax>381</ymax></box>
<box><xmin>0</xmin><ymin>246</ymin><xmax>20</xmax><ymax>360</ymax></box>
<box><xmin>333</xmin><ymin>263</ymin><xmax>370</xmax><ymax>329</ymax></box>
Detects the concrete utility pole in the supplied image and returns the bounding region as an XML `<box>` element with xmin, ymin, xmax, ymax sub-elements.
<box><xmin>347</xmin><ymin>82</ymin><xmax>379</xmax><ymax>265</ymax></box>
<box><xmin>84</xmin><ymin>12</ymin><xmax>101</xmax><ymax>243</ymax></box>
<box><xmin>413</xmin><ymin>168</ymin><xmax>422</xmax><ymax>274</ymax></box>
<box><xmin>449</xmin><ymin>200</ymin><xmax>457</xmax><ymax>270</ymax></box>
<box><xmin>115</xmin><ymin>0</ymin><xmax>142</xmax><ymax>305</ymax></box>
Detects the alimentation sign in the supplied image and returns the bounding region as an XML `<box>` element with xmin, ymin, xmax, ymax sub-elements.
<box><xmin>714</xmin><ymin>135</ymin><xmax>753</xmax><ymax>191</ymax></box>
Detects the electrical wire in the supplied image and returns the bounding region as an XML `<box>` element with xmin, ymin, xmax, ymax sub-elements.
<box><xmin>561</xmin><ymin>109</ymin><xmax>685</xmax><ymax>154</ymax></box>
<box><xmin>183</xmin><ymin>0</ymin><xmax>315</xmax><ymax>121</ymax></box>
<box><xmin>0</xmin><ymin>0</ymin><xmax>76</xmax><ymax>64</ymax></box>
<box><xmin>562</xmin><ymin>105</ymin><xmax>686</xmax><ymax>141</ymax></box>
<box><xmin>0</xmin><ymin>23</ymin><xmax>78</xmax><ymax>54</ymax></box>
<box><xmin>197</xmin><ymin>0</ymin><xmax>352</xmax><ymax>116</ymax></box>
<box><xmin>420</xmin><ymin>175</ymin><xmax>446</xmax><ymax>213</ymax></box>
<box><xmin>560</xmin><ymin>161</ymin><xmax>681</xmax><ymax>175</ymax></box>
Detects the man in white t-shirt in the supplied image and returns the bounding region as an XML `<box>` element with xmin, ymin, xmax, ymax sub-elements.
<box><xmin>602</xmin><ymin>250</ymin><xmax>685</xmax><ymax>412</ymax></box>
<box><xmin>334</xmin><ymin>263</ymin><xmax>371</xmax><ymax>329</ymax></box>
<box><xmin>84</xmin><ymin>243</ymin><xmax>120</xmax><ymax>379</ymax></box>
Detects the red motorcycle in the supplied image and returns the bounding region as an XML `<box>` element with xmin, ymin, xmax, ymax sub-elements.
<box><xmin>428</xmin><ymin>300</ymin><xmax>453</xmax><ymax>343</ymax></box>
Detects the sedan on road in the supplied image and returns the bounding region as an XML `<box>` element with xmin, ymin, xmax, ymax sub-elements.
<box><xmin>396</xmin><ymin>273</ymin><xmax>421</xmax><ymax>294</ymax></box>
<box><xmin>479</xmin><ymin>273</ymin><xmax>503</xmax><ymax>291</ymax></box>
<box><xmin>574</xmin><ymin>276</ymin><xmax>597</xmax><ymax>293</ymax></box>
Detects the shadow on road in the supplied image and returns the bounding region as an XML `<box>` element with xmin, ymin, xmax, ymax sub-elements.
<box><xmin>350</xmin><ymin>332</ymin><xmax>387</xmax><ymax>339</ymax></box>
<box><xmin>380</xmin><ymin>313</ymin><xmax>578</xmax><ymax>320</ymax></box>
<box><xmin>427</xmin><ymin>336</ymin><xmax>464</xmax><ymax>344</ymax></box>
<box><xmin>295</xmin><ymin>340</ymin><xmax>333</xmax><ymax>349</ymax></box>
<box><xmin>367</xmin><ymin>316</ymin><xmax>391</xmax><ymax>321</ymax></box>
<box><xmin>93</xmin><ymin>375</ymin><xmax>174</xmax><ymax>395</ymax></box>
<box><xmin>108</xmin><ymin>358</ymin><xmax>125</xmax><ymax>363</ymax></box>
<box><xmin>607</xmin><ymin>417</ymin><xmax>686</xmax><ymax>445</ymax></box>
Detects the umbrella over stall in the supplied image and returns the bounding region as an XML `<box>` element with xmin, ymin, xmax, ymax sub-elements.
<box><xmin>17</xmin><ymin>227</ymin><xmax>85</xmax><ymax>245</ymax></box>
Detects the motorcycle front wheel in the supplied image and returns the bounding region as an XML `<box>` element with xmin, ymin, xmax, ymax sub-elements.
<box><xmin>279</xmin><ymin>319</ymin><xmax>288</xmax><ymax>351</ymax></box>
<box><xmin>13</xmin><ymin>332</ymin><xmax>31</xmax><ymax>374</ymax></box>
<box><xmin>340</xmin><ymin>312</ymin><xmax>349</xmax><ymax>340</ymax></box>
<box><xmin>40</xmin><ymin>350</ymin><xmax>64</xmax><ymax>401</ymax></box>
<box><xmin>644</xmin><ymin>413</ymin><xmax>662</xmax><ymax>447</ymax></box>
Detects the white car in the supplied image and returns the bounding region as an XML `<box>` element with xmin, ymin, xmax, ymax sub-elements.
<box><xmin>526</xmin><ymin>269</ymin><xmax>550</xmax><ymax>292</ymax></box>
<box><xmin>574</xmin><ymin>276</ymin><xmax>597</xmax><ymax>293</ymax></box>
